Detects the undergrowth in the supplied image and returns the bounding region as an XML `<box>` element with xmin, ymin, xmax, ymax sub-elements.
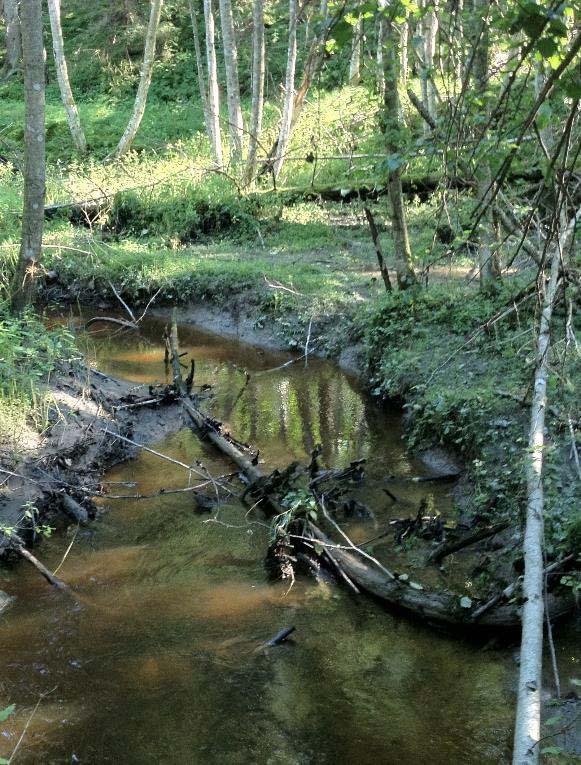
<box><xmin>0</xmin><ymin>306</ymin><xmax>76</xmax><ymax>447</ymax></box>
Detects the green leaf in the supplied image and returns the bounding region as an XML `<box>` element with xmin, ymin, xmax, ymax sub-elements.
<box><xmin>460</xmin><ymin>596</ymin><xmax>472</xmax><ymax>609</ymax></box>
<box><xmin>0</xmin><ymin>704</ymin><xmax>15</xmax><ymax>722</ymax></box>
<box><xmin>536</xmin><ymin>37</ymin><xmax>558</xmax><ymax>58</ymax></box>
<box><xmin>541</xmin><ymin>746</ymin><xmax>562</xmax><ymax>755</ymax></box>
<box><xmin>544</xmin><ymin>715</ymin><xmax>562</xmax><ymax>726</ymax></box>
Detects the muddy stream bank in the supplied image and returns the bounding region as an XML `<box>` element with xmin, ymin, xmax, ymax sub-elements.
<box><xmin>1</xmin><ymin>316</ymin><xmax>579</xmax><ymax>763</ymax></box>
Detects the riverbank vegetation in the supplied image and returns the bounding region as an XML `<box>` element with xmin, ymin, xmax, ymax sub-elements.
<box><xmin>1</xmin><ymin>0</ymin><xmax>580</xmax><ymax>760</ymax></box>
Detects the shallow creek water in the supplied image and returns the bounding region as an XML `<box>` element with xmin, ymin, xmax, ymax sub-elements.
<box><xmin>1</xmin><ymin>316</ymin><xmax>576</xmax><ymax>764</ymax></box>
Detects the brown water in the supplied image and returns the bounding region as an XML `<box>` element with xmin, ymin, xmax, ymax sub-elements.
<box><xmin>0</xmin><ymin>316</ymin><xmax>575</xmax><ymax>764</ymax></box>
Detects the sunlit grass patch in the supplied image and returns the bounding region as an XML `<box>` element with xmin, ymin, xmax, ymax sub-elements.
<box><xmin>0</xmin><ymin>307</ymin><xmax>77</xmax><ymax>449</ymax></box>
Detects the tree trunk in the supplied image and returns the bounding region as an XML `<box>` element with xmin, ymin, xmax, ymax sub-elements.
<box><xmin>512</xmin><ymin>210</ymin><xmax>580</xmax><ymax>765</ymax></box>
<box><xmin>380</xmin><ymin>2</ymin><xmax>417</xmax><ymax>289</ymax></box>
<box><xmin>2</xmin><ymin>0</ymin><xmax>21</xmax><ymax>76</ymax></box>
<box><xmin>47</xmin><ymin>0</ymin><xmax>86</xmax><ymax>153</ymax></box>
<box><xmin>471</xmin><ymin>0</ymin><xmax>498</xmax><ymax>291</ymax></box>
<box><xmin>376</xmin><ymin>13</ymin><xmax>385</xmax><ymax>97</ymax></box>
<box><xmin>400</xmin><ymin>14</ymin><xmax>409</xmax><ymax>85</ymax></box>
<box><xmin>218</xmin><ymin>0</ymin><xmax>244</xmax><ymax>165</ymax></box>
<box><xmin>114</xmin><ymin>0</ymin><xmax>163</xmax><ymax>159</ymax></box>
<box><xmin>349</xmin><ymin>9</ymin><xmax>362</xmax><ymax>85</ymax></box>
<box><xmin>188</xmin><ymin>0</ymin><xmax>212</xmax><ymax>145</ymax></box>
<box><xmin>419</xmin><ymin>0</ymin><xmax>438</xmax><ymax>131</ymax></box>
<box><xmin>203</xmin><ymin>0</ymin><xmax>223</xmax><ymax>166</ymax></box>
<box><xmin>452</xmin><ymin>0</ymin><xmax>463</xmax><ymax>90</ymax></box>
<box><xmin>273</xmin><ymin>0</ymin><xmax>298</xmax><ymax>179</ymax></box>
<box><xmin>11</xmin><ymin>0</ymin><xmax>45</xmax><ymax>313</ymax></box>
<box><xmin>244</xmin><ymin>0</ymin><xmax>265</xmax><ymax>186</ymax></box>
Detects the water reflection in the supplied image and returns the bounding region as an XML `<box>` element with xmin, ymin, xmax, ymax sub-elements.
<box><xmin>0</xmin><ymin>317</ymin><xmax>520</xmax><ymax>763</ymax></box>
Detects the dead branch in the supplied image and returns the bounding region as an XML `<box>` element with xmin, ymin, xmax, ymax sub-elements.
<box><xmin>363</xmin><ymin>206</ymin><xmax>392</xmax><ymax>292</ymax></box>
<box><xmin>86</xmin><ymin>316</ymin><xmax>138</xmax><ymax>331</ymax></box>
<box><xmin>426</xmin><ymin>521</ymin><xmax>510</xmax><ymax>564</ymax></box>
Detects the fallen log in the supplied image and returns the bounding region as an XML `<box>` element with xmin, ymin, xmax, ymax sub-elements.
<box><xmin>470</xmin><ymin>554</ymin><xmax>575</xmax><ymax>622</ymax></box>
<box><xmin>167</xmin><ymin>316</ymin><xmax>263</xmax><ymax>486</ymax></box>
<box><xmin>307</xmin><ymin>525</ymin><xmax>575</xmax><ymax>629</ymax></box>
<box><xmin>60</xmin><ymin>494</ymin><xmax>89</xmax><ymax>525</ymax></box>
<box><xmin>426</xmin><ymin>520</ymin><xmax>510</xmax><ymax>564</ymax></box>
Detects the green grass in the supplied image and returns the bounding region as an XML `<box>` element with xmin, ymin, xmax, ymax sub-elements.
<box><xmin>0</xmin><ymin>306</ymin><xmax>76</xmax><ymax>447</ymax></box>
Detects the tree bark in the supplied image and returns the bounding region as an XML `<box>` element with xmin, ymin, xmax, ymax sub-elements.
<box><xmin>471</xmin><ymin>0</ymin><xmax>499</xmax><ymax>291</ymax></box>
<box><xmin>114</xmin><ymin>0</ymin><xmax>163</xmax><ymax>158</ymax></box>
<box><xmin>349</xmin><ymin>5</ymin><xmax>362</xmax><ymax>85</ymax></box>
<box><xmin>419</xmin><ymin>0</ymin><xmax>438</xmax><ymax>130</ymax></box>
<box><xmin>400</xmin><ymin>15</ymin><xmax>408</xmax><ymax>85</ymax></box>
<box><xmin>376</xmin><ymin>12</ymin><xmax>385</xmax><ymax>98</ymax></box>
<box><xmin>11</xmin><ymin>0</ymin><xmax>45</xmax><ymax>313</ymax></box>
<box><xmin>244</xmin><ymin>0</ymin><xmax>265</xmax><ymax>186</ymax></box>
<box><xmin>273</xmin><ymin>0</ymin><xmax>298</xmax><ymax>179</ymax></box>
<box><xmin>380</xmin><ymin>2</ymin><xmax>417</xmax><ymax>289</ymax></box>
<box><xmin>2</xmin><ymin>0</ymin><xmax>21</xmax><ymax>76</ymax></box>
<box><xmin>203</xmin><ymin>0</ymin><xmax>223</xmax><ymax>166</ymax></box>
<box><xmin>364</xmin><ymin>206</ymin><xmax>392</xmax><ymax>292</ymax></box>
<box><xmin>452</xmin><ymin>0</ymin><xmax>464</xmax><ymax>90</ymax></box>
<box><xmin>512</xmin><ymin>210</ymin><xmax>580</xmax><ymax>765</ymax></box>
<box><xmin>47</xmin><ymin>0</ymin><xmax>86</xmax><ymax>153</ymax></box>
<box><xmin>218</xmin><ymin>0</ymin><xmax>244</xmax><ymax>165</ymax></box>
<box><xmin>188</xmin><ymin>0</ymin><xmax>212</xmax><ymax>146</ymax></box>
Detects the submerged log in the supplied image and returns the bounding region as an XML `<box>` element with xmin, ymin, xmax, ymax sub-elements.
<box><xmin>15</xmin><ymin>545</ymin><xmax>68</xmax><ymax>589</ymax></box>
<box><xmin>264</xmin><ymin>626</ymin><xmax>296</xmax><ymax>647</ymax></box>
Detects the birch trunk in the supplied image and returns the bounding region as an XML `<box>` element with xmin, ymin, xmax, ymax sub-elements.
<box><xmin>188</xmin><ymin>0</ymin><xmax>212</xmax><ymax>145</ymax></box>
<box><xmin>472</xmin><ymin>0</ymin><xmax>498</xmax><ymax>291</ymax></box>
<box><xmin>380</xmin><ymin>2</ymin><xmax>417</xmax><ymax>289</ymax></box>
<box><xmin>534</xmin><ymin>63</ymin><xmax>554</xmax><ymax>156</ymax></box>
<box><xmin>512</xmin><ymin>210</ymin><xmax>580</xmax><ymax>765</ymax></box>
<box><xmin>400</xmin><ymin>15</ymin><xmax>409</xmax><ymax>85</ymax></box>
<box><xmin>349</xmin><ymin>11</ymin><xmax>362</xmax><ymax>85</ymax></box>
<box><xmin>376</xmin><ymin>13</ymin><xmax>385</xmax><ymax>98</ymax></box>
<box><xmin>273</xmin><ymin>0</ymin><xmax>298</xmax><ymax>179</ymax></box>
<box><xmin>203</xmin><ymin>0</ymin><xmax>223</xmax><ymax>166</ymax></box>
<box><xmin>452</xmin><ymin>0</ymin><xmax>463</xmax><ymax>91</ymax></box>
<box><xmin>244</xmin><ymin>0</ymin><xmax>265</xmax><ymax>186</ymax></box>
<box><xmin>47</xmin><ymin>0</ymin><xmax>86</xmax><ymax>153</ymax></box>
<box><xmin>2</xmin><ymin>0</ymin><xmax>21</xmax><ymax>76</ymax></box>
<box><xmin>114</xmin><ymin>0</ymin><xmax>163</xmax><ymax>159</ymax></box>
<box><xmin>419</xmin><ymin>0</ymin><xmax>438</xmax><ymax>130</ymax></box>
<box><xmin>218</xmin><ymin>0</ymin><xmax>244</xmax><ymax>165</ymax></box>
<box><xmin>11</xmin><ymin>0</ymin><xmax>45</xmax><ymax>313</ymax></box>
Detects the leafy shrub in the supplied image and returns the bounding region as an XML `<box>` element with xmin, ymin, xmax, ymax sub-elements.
<box><xmin>0</xmin><ymin>307</ymin><xmax>76</xmax><ymax>443</ymax></box>
<box><xmin>109</xmin><ymin>183</ymin><xmax>262</xmax><ymax>243</ymax></box>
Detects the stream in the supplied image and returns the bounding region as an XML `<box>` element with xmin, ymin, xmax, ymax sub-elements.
<box><xmin>1</xmin><ymin>315</ymin><xmax>576</xmax><ymax>763</ymax></box>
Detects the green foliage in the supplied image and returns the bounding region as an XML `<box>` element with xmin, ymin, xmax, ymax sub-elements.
<box><xmin>109</xmin><ymin>180</ymin><xmax>261</xmax><ymax>243</ymax></box>
<box><xmin>0</xmin><ymin>307</ymin><xmax>76</xmax><ymax>445</ymax></box>
<box><xmin>0</xmin><ymin>704</ymin><xmax>15</xmax><ymax>723</ymax></box>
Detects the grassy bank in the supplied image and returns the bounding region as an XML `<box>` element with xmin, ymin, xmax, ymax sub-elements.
<box><xmin>0</xmin><ymin>306</ymin><xmax>76</xmax><ymax>448</ymax></box>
